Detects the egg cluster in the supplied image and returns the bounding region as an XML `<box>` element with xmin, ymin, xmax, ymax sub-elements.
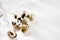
<box><xmin>7</xmin><ymin>11</ymin><xmax>33</xmax><ymax>38</ymax></box>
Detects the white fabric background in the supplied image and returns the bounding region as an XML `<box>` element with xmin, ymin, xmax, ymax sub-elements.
<box><xmin>0</xmin><ymin>0</ymin><xmax>60</xmax><ymax>40</ymax></box>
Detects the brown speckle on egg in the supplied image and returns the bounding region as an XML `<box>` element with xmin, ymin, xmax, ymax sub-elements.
<box><xmin>14</xmin><ymin>14</ymin><xmax>17</xmax><ymax>19</ymax></box>
<box><xmin>20</xmin><ymin>25</ymin><xmax>29</xmax><ymax>33</ymax></box>
<box><xmin>12</xmin><ymin>22</ymin><xmax>16</xmax><ymax>26</ymax></box>
<box><xmin>26</xmin><ymin>14</ymin><xmax>33</xmax><ymax>21</ymax></box>
<box><xmin>21</xmin><ymin>13</ymin><xmax>25</xmax><ymax>18</ymax></box>
<box><xmin>7</xmin><ymin>31</ymin><xmax>17</xmax><ymax>38</ymax></box>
